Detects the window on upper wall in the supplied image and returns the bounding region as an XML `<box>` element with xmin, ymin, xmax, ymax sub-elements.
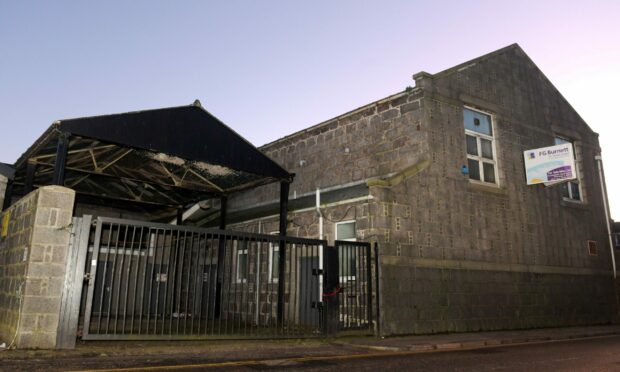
<box><xmin>464</xmin><ymin>107</ymin><xmax>498</xmax><ymax>185</ymax></box>
<box><xmin>554</xmin><ymin>137</ymin><xmax>582</xmax><ymax>201</ymax></box>
<box><xmin>336</xmin><ymin>221</ymin><xmax>357</xmax><ymax>281</ymax></box>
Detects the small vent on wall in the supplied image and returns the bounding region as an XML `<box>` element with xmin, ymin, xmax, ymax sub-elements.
<box><xmin>587</xmin><ymin>240</ymin><xmax>598</xmax><ymax>256</ymax></box>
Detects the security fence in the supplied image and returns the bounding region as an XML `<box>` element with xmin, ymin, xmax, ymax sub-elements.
<box><xmin>74</xmin><ymin>217</ymin><xmax>377</xmax><ymax>340</ymax></box>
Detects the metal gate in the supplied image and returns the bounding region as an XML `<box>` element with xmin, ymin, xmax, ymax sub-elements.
<box><xmin>74</xmin><ymin>216</ymin><xmax>377</xmax><ymax>340</ymax></box>
<box><xmin>333</xmin><ymin>240</ymin><xmax>374</xmax><ymax>332</ymax></box>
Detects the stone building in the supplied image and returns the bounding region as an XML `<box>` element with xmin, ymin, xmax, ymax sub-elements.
<box><xmin>221</xmin><ymin>44</ymin><xmax>618</xmax><ymax>335</ymax></box>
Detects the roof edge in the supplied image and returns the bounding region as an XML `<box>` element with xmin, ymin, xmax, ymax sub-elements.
<box><xmin>433</xmin><ymin>43</ymin><xmax>521</xmax><ymax>79</ymax></box>
<box><xmin>260</xmin><ymin>88</ymin><xmax>419</xmax><ymax>150</ymax></box>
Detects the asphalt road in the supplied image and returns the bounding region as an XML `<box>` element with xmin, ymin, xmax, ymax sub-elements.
<box><xmin>253</xmin><ymin>335</ymin><xmax>620</xmax><ymax>372</ymax></box>
<box><xmin>2</xmin><ymin>334</ymin><xmax>620</xmax><ymax>371</ymax></box>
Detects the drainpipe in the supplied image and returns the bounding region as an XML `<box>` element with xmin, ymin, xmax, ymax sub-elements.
<box><xmin>316</xmin><ymin>188</ymin><xmax>324</xmax><ymax>304</ymax></box>
<box><xmin>316</xmin><ymin>188</ymin><xmax>323</xmax><ymax>240</ymax></box>
<box><xmin>595</xmin><ymin>155</ymin><xmax>616</xmax><ymax>278</ymax></box>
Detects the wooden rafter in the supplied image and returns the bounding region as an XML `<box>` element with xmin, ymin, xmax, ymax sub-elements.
<box><xmin>67</xmin><ymin>149</ymin><xmax>133</xmax><ymax>188</ymax></box>
<box><xmin>187</xmin><ymin>168</ymin><xmax>224</xmax><ymax>193</ymax></box>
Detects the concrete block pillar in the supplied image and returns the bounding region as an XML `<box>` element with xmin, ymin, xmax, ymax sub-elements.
<box><xmin>0</xmin><ymin>186</ymin><xmax>75</xmax><ymax>349</ymax></box>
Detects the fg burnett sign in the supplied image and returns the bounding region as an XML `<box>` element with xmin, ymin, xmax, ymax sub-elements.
<box><xmin>523</xmin><ymin>143</ymin><xmax>576</xmax><ymax>185</ymax></box>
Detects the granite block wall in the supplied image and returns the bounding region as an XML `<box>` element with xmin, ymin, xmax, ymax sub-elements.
<box><xmin>229</xmin><ymin>89</ymin><xmax>426</xmax><ymax>211</ymax></box>
<box><xmin>374</xmin><ymin>45</ymin><xmax>617</xmax><ymax>334</ymax></box>
<box><xmin>380</xmin><ymin>262</ymin><xmax>616</xmax><ymax>335</ymax></box>
<box><xmin>227</xmin><ymin>45</ymin><xmax>618</xmax><ymax>335</ymax></box>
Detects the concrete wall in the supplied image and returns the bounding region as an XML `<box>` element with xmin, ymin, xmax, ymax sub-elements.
<box><xmin>0</xmin><ymin>186</ymin><xmax>75</xmax><ymax>348</ymax></box>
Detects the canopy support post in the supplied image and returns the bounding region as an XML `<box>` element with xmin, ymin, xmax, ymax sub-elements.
<box><xmin>24</xmin><ymin>161</ymin><xmax>36</xmax><ymax>194</ymax></box>
<box><xmin>176</xmin><ymin>207</ymin><xmax>183</xmax><ymax>226</ymax></box>
<box><xmin>2</xmin><ymin>179</ymin><xmax>13</xmax><ymax>211</ymax></box>
<box><xmin>277</xmin><ymin>181</ymin><xmax>289</xmax><ymax>325</ymax></box>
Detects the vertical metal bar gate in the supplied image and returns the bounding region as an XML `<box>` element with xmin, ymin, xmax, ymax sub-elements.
<box><xmin>77</xmin><ymin>217</ymin><xmax>377</xmax><ymax>340</ymax></box>
<box><xmin>333</xmin><ymin>240</ymin><xmax>374</xmax><ymax>332</ymax></box>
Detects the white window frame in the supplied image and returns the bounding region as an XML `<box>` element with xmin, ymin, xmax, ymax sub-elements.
<box><xmin>267</xmin><ymin>232</ymin><xmax>279</xmax><ymax>284</ymax></box>
<box><xmin>235</xmin><ymin>241</ymin><xmax>248</xmax><ymax>284</ymax></box>
<box><xmin>554</xmin><ymin>136</ymin><xmax>582</xmax><ymax>202</ymax></box>
<box><xmin>464</xmin><ymin>106</ymin><xmax>499</xmax><ymax>186</ymax></box>
<box><xmin>335</xmin><ymin>220</ymin><xmax>357</xmax><ymax>282</ymax></box>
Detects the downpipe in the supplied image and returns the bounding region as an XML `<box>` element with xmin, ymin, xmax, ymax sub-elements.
<box><xmin>595</xmin><ymin>155</ymin><xmax>616</xmax><ymax>278</ymax></box>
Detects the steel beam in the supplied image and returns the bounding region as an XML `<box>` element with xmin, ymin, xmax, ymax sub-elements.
<box><xmin>2</xmin><ymin>179</ymin><xmax>13</xmax><ymax>211</ymax></box>
<box><xmin>52</xmin><ymin>132</ymin><xmax>70</xmax><ymax>186</ymax></box>
<box><xmin>24</xmin><ymin>161</ymin><xmax>36</xmax><ymax>194</ymax></box>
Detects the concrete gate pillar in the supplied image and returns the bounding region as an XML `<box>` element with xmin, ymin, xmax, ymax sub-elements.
<box><xmin>0</xmin><ymin>186</ymin><xmax>75</xmax><ymax>349</ymax></box>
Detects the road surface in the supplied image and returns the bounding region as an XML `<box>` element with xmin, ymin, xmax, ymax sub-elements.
<box><xmin>2</xmin><ymin>334</ymin><xmax>620</xmax><ymax>371</ymax></box>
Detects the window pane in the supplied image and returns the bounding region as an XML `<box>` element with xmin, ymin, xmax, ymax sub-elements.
<box><xmin>560</xmin><ymin>182</ymin><xmax>570</xmax><ymax>198</ymax></box>
<box><xmin>337</xmin><ymin>222</ymin><xmax>356</xmax><ymax>240</ymax></box>
<box><xmin>271</xmin><ymin>248</ymin><xmax>279</xmax><ymax>279</ymax></box>
<box><xmin>570</xmin><ymin>181</ymin><xmax>581</xmax><ymax>200</ymax></box>
<box><xmin>238</xmin><ymin>252</ymin><xmax>248</xmax><ymax>280</ymax></box>
<box><xmin>468</xmin><ymin>159</ymin><xmax>480</xmax><ymax>181</ymax></box>
<box><xmin>464</xmin><ymin>108</ymin><xmax>492</xmax><ymax>135</ymax></box>
<box><xmin>483</xmin><ymin>162</ymin><xmax>496</xmax><ymax>183</ymax></box>
<box><xmin>480</xmin><ymin>138</ymin><xmax>493</xmax><ymax>159</ymax></box>
<box><xmin>554</xmin><ymin>137</ymin><xmax>570</xmax><ymax>145</ymax></box>
<box><xmin>466</xmin><ymin>135</ymin><xmax>478</xmax><ymax>156</ymax></box>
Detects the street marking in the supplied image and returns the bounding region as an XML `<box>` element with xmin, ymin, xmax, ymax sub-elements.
<box><xmin>70</xmin><ymin>351</ymin><xmax>407</xmax><ymax>371</ymax></box>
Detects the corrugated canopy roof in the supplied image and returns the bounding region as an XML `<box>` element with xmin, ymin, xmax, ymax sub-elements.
<box><xmin>11</xmin><ymin>101</ymin><xmax>292</xmax><ymax>217</ymax></box>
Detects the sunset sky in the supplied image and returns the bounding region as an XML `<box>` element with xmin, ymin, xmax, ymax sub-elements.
<box><xmin>1</xmin><ymin>0</ymin><xmax>618</xmax><ymax>217</ymax></box>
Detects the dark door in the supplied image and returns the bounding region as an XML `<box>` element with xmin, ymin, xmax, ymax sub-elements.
<box><xmin>298</xmin><ymin>256</ymin><xmax>320</xmax><ymax>328</ymax></box>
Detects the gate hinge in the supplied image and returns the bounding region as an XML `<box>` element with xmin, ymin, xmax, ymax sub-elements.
<box><xmin>84</xmin><ymin>273</ymin><xmax>92</xmax><ymax>281</ymax></box>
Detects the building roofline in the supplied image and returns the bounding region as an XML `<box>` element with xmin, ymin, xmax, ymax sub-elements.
<box><xmin>431</xmin><ymin>43</ymin><xmax>599</xmax><ymax>136</ymax></box>
<box><xmin>260</xmin><ymin>43</ymin><xmax>598</xmax><ymax>150</ymax></box>
<box><xmin>259</xmin><ymin>88</ymin><xmax>418</xmax><ymax>150</ymax></box>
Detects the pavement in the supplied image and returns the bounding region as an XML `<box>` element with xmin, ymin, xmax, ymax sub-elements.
<box><xmin>1</xmin><ymin>324</ymin><xmax>620</xmax><ymax>370</ymax></box>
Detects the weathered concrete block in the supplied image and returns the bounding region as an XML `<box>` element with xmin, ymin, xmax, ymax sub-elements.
<box><xmin>26</xmin><ymin>262</ymin><xmax>65</xmax><ymax>278</ymax></box>
<box><xmin>31</xmin><ymin>227</ymin><xmax>71</xmax><ymax>246</ymax></box>
<box><xmin>37</xmin><ymin>187</ymin><xmax>75</xmax><ymax>210</ymax></box>
<box><xmin>21</xmin><ymin>296</ymin><xmax>61</xmax><ymax>315</ymax></box>
<box><xmin>16</xmin><ymin>331</ymin><xmax>56</xmax><ymax>349</ymax></box>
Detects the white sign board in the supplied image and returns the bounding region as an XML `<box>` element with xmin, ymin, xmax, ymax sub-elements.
<box><xmin>523</xmin><ymin>143</ymin><xmax>576</xmax><ymax>185</ymax></box>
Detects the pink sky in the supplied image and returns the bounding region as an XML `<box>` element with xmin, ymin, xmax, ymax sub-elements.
<box><xmin>0</xmin><ymin>0</ymin><xmax>618</xmax><ymax>217</ymax></box>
